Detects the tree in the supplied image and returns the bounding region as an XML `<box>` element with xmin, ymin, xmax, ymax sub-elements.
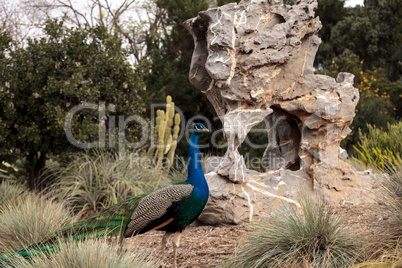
<box><xmin>314</xmin><ymin>0</ymin><xmax>346</xmax><ymax>67</ymax></box>
<box><xmin>0</xmin><ymin>20</ymin><xmax>145</xmax><ymax>189</ymax></box>
<box><xmin>329</xmin><ymin>0</ymin><xmax>401</xmax><ymax>81</ymax></box>
<box><xmin>140</xmin><ymin>0</ymin><xmax>222</xmax><ymax>156</ymax></box>
<box><xmin>326</xmin><ymin>60</ymin><xmax>402</xmax><ymax>152</ymax></box>
<box><xmin>0</xmin><ymin>0</ymin><xmax>49</xmax><ymax>44</ymax></box>
<box><xmin>23</xmin><ymin>0</ymin><xmax>167</xmax><ymax>63</ymax></box>
<box><xmin>353</xmin><ymin>69</ymin><xmax>397</xmax><ymax>134</ymax></box>
<box><xmin>18</xmin><ymin>0</ymin><xmax>224</xmax><ymax>157</ymax></box>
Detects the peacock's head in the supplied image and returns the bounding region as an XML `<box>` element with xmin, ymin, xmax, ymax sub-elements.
<box><xmin>187</xmin><ymin>121</ymin><xmax>209</xmax><ymax>133</ymax></box>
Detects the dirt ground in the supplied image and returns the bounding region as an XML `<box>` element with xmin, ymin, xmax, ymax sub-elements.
<box><xmin>128</xmin><ymin>203</ymin><xmax>388</xmax><ymax>268</ymax></box>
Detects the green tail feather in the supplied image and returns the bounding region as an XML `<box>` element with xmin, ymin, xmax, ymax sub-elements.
<box><xmin>30</xmin><ymin>193</ymin><xmax>146</xmax><ymax>246</ymax></box>
<box><xmin>0</xmin><ymin>194</ymin><xmax>146</xmax><ymax>264</ymax></box>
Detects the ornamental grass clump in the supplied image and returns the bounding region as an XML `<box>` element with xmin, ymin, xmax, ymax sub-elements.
<box><xmin>223</xmin><ymin>194</ymin><xmax>360</xmax><ymax>268</ymax></box>
<box><xmin>47</xmin><ymin>151</ymin><xmax>171</xmax><ymax>213</ymax></box>
<box><xmin>0</xmin><ymin>193</ymin><xmax>77</xmax><ymax>253</ymax></box>
<box><xmin>377</xmin><ymin>166</ymin><xmax>402</xmax><ymax>240</ymax></box>
<box><xmin>0</xmin><ymin>181</ymin><xmax>27</xmax><ymax>205</ymax></box>
<box><xmin>3</xmin><ymin>238</ymin><xmax>160</xmax><ymax>268</ymax></box>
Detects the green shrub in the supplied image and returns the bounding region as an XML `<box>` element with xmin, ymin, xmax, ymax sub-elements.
<box><xmin>0</xmin><ymin>20</ymin><xmax>146</xmax><ymax>190</ymax></box>
<box><xmin>0</xmin><ymin>159</ymin><xmax>29</xmax><ymax>184</ymax></box>
<box><xmin>0</xmin><ymin>193</ymin><xmax>77</xmax><ymax>253</ymax></box>
<box><xmin>3</xmin><ymin>238</ymin><xmax>160</xmax><ymax>268</ymax></box>
<box><xmin>222</xmin><ymin>194</ymin><xmax>360</xmax><ymax>268</ymax></box>
<box><xmin>47</xmin><ymin>151</ymin><xmax>171</xmax><ymax>212</ymax></box>
<box><xmin>0</xmin><ymin>181</ymin><xmax>27</xmax><ymax>205</ymax></box>
<box><xmin>353</xmin><ymin>122</ymin><xmax>402</xmax><ymax>171</ymax></box>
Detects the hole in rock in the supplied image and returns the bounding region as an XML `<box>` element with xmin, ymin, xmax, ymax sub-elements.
<box><xmin>275</xmin><ymin>13</ymin><xmax>286</xmax><ymax>24</ymax></box>
<box><xmin>262</xmin><ymin>106</ymin><xmax>301</xmax><ymax>171</ymax></box>
<box><xmin>283</xmin><ymin>0</ymin><xmax>295</xmax><ymax>6</ymax></box>
<box><xmin>238</xmin><ymin>122</ymin><xmax>268</xmax><ymax>172</ymax></box>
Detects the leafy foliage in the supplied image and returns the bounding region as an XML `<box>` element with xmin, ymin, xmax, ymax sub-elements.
<box><xmin>349</xmin><ymin>67</ymin><xmax>401</xmax><ymax>151</ymax></box>
<box><xmin>0</xmin><ymin>158</ymin><xmax>29</xmax><ymax>184</ymax></box>
<box><xmin>314</xmin><ymin>0</ymin><xmax>346</xmax><ymax>66</ymax></box>
<box><xmin>0</xmin><ymin>19</ymin><xmax>145</xmax><ymax>189</ymax></box>
<box><xmin>46</xmin><ymin>151</ymin><xmax>171</xmax><ymax>213</ymax></box>
<box><xmin>354</xmin><ymin>69</ymin><xmax>401</xmax><ymax>130</ymax></box>
<box><xmin>322</xmin><ymin>59</ymin><xmax>402</xmax><ymax>152</ymax></box>
<box><xmin>222</xmin><ymin>194</ymin><xmax>360</xmax><ymax>268</ymax></box>
<box><xmin>353</xmin><ymin>122</ymin><xmax>402</xmax><ymax>170</ymax></box>
<box><xmin>320</xmin><ymin>0</ymin><xmax>401</xmax><ymax>82</ymax></box>
<box><xmin>142</xmin><ymin>0</ymin><xmax>209</xmax><ymax>116</ymax></box>
<box><xmin>141</xmin><ymin>0</ymin><xmax>221</xmax><ymax>157</ymax></box>
<box><xmin>0</xmin><ymin>193</ymin><xmax>77</xmax><ymax>253</ymax></box>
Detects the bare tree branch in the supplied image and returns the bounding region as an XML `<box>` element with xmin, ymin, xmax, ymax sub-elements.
<box><xmin>1</xmin><ymin>0</ymin><xmax>173</xmax><ymax>63</ymax></box>
<box><xmin>0</xmin><ymin>0</ymin><xmax>49</xmax><ymax>44</ymax></box>
<box><xmin>96</xmin><ymin>0</ymin><xmax>104</xmax><ymax>27</ymax></box>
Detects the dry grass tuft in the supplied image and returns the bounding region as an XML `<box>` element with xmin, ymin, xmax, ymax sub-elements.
<box><xmin>2</xmin><ymin>238</ymin><xmax>160</xmax><ymax>268</ymax></box>
<box><xmin>0</xmin><ymin>193</ymin><xmax>77</xmax><ymax>253</ymax></box>
<box><xmin>222</xmin><ymin>193</ymin><xmax>360</xmax><ymax>268</ymax></box>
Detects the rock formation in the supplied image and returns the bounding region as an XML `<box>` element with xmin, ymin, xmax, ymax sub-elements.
<box><xmin>184</xmin><ymin>0</ymin><xmax>375</xmax><ymax>225</ymax></box>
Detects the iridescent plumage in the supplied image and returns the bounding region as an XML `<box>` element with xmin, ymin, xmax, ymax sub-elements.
<box><xmin>0</xmin><ymin>122</ymin><xmax>210</xmax><ymax>268</ymax></box>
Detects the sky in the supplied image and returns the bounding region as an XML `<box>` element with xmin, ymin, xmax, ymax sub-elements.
<box><xmin>345</xmin><ymin>0</ymin><xmax>364</xmax><ymax>6</ymax></box>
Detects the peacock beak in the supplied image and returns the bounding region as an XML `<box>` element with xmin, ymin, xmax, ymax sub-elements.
<box><xmin>203</xmin><ymin>128</ymin><xmax>210</xmax><ymax>132</ymax></box>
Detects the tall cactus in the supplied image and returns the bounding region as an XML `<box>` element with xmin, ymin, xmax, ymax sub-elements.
<box><xmin>146</xmin><ymin>95</ymin><xmax>181</xmax><ymax>170</ymax></box>
<box><xmin>167</xmin><ymin>113</ymin><xmax>181</xmax><ymax>169</ymax></box>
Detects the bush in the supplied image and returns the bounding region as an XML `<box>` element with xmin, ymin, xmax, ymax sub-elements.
<box><xmin>46</xmin><ymin>151</ymin><xmax>171</xmax><ymax>213</ymax></box>
<box><xmin>0</xmin><ymin>193</ymin><xmax>77</xmax><ymax>253</ymax></box>
<box><xmin>352</xmin><ymin>69</ymin><xmax>399</xmax><ymax>135</ymax></box>
<box><xmin>325</xmin><ymin>64</ymin><xmax>402</xmax><ymax>153</ymax></box>
<box><xmin>2</xmin><ymin>238</ymin><xmax>160</xmax><ymax>268</ymax></box>
<box><xmin>353</xmin><ymin>122</ymin><xmax>402</xmax><ymax>171</ymax></box>
<box><xmin>222</xmin><ymin>194</ymin><xmax>360</xmax><ymax>268</ymax></box>
<box><xmin>0</xmin><ymin>159</ymin><xmax>29</xmax><ymax>184</ymax></box>
<box><xmin>0</xmin><ymin>20</ymin><xmax>146</xmax><ymax>190</ymax></box>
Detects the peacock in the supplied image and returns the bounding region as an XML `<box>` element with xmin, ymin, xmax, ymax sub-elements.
<box><xmin>0</xmin><ymin>121</ymin><xmax>210</xmax><ymax>268</ymax></box>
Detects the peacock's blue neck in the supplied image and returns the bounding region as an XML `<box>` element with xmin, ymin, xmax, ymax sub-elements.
<box><xmin>186</xmin><ymin>132</ymin><xmax>209</xmax><ymax>197</ymax></box>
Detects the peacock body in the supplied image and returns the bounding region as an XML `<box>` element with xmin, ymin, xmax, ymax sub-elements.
<box><xmin>0</xmin><ymin>122</ymin><xmax>209</xmax><ymax>267</ymax></box>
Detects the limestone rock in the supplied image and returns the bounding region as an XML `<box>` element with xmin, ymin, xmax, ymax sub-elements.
<box><xmin>199</xmin><ymin>157</ymin><xmax>376</xmax><ymax>225</ymax></box>
<box><xmin>184</xmin><ymin>0</ymin><xmax>375</xmax><ymax>224</ymax></box>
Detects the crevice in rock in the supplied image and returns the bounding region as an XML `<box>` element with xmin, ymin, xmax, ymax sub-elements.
<box><xmin>263</xmin><ymin>105</ymin><xmax>301</xmax><ymax>171</ymax></box>
<box><xmin>284</xmin><ymin>0</ymin><xmax>296</xmax><ymax>6</ymax></box>
<box><xmin>238</xmin><ymin>122</ymin><xmax>268</xmax><ymax>172</ymax></box>
<box><xmin>275</xmin><ymin>13</ymin><xmax>286</xmax><ymax>24</ymax></box>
